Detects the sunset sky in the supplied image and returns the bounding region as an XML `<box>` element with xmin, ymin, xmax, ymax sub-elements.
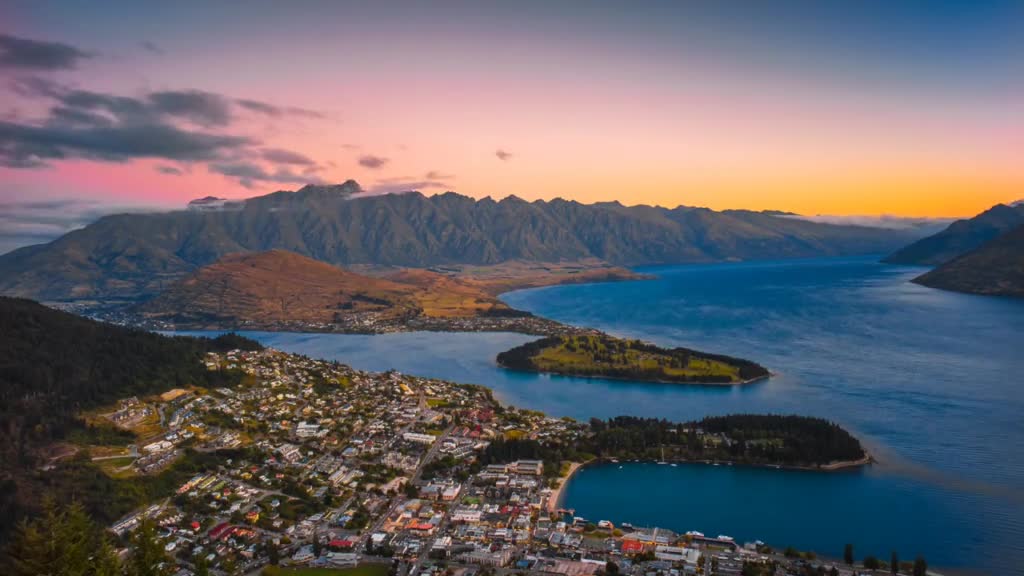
<box><xmin>1</xmin><ymin>0</ymin><xmax>1022</xmax><ymax>251</ymax></box>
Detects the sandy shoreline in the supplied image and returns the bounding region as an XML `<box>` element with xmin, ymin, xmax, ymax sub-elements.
<box><xmin>547</xmin><ymin>460</ymin><xmax>587</xmax><ymax>513</ymax></box>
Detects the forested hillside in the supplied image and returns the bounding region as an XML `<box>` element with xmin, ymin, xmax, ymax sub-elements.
<box><xmin>0</xmin><ymin>298</ymin><xmax>259</xmax><ymax>467</ymax></box>
<box><xmin>480</xmin><ymin>414</ymin><xmax>866</xmax><ymax>469</ymax></box>
<box><xmin>0</xmin><ymin>298</ymin><xmax>264</xmax><ymax>544</ymax></box>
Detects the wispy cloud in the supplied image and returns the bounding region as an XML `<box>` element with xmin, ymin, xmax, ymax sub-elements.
<box><xmin>425</xmin><ymin>170</ymin><xmax>454</xmax><ymax>180</ymax></box>
<box><xmin>155</xmin><ymin>165</ymin><xmax>184</xmax><ymax>175</ymax></box>
<box><xmin>209</xmin><ymin>161</ymin><xmax>326</xmax><ymax>189</ymax></box>
<box><xmin>140</xmin><ymin>40</ymin><xmax>163</xmax><ymax>55</ymax></box>
<box><xmin>782</xmin><ymin>213</ymin><xmax>954</xmax><ymax>232</ymax></box>
<box><xmin>0</xmin><ymin>198</ymin><xmax>164</xmax><ymax>254</ymax></box>
<box><xmin>261</xmin><ymin>148</ymin><xmax>315</xmax><ymax>166</ymax></box>
<box><xmin>365</xmin><ymin>176</ymin><xmax>453</xmax><ymax>196</ymax></box>
<box><xmin>236</xmin><ymin>98</ymin><xmax>324</xmax><ymax>119</ymax></box>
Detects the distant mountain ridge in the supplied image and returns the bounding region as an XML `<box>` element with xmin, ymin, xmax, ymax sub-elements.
<box><xmin>913</xmin><ymin>224</ymin><xmax>1024</xmax><ymax>298</ymax></box>
<box><xmin>883</xmin><ymin>203</ymin><xmax>1024</xmax><ymax>266</ymax></box>
<box><xmin>0</xmin><ymin>180</ymin><xmax>923</xmax><ymax>301</ymax></box>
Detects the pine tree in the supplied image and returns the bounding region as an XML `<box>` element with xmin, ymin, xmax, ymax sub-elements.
<box><xmin>913</xmin><ymin>556</ymin><xmax>927</xmax><ymax>576</ymax></box>
<box><xmin>843</xmin><ymin>543</ymin><xmax>854</xmax><ymax>565</ymax></box>
<box><xmin>6</xmin><ymin>498</ymin><xmax>121</xmax><ymax>576</ymax></box>
<box><xmin>7</xmin><ymin>519</ymin><xmax>51</xmax><ymax>576</ymax></box>
<box><xmin>92</xmin><ymin>538</ymin><xmax>122</xmax><ymax>576</ymax></box>
<box><xmin>890</xmin><ymin>551</ymin><xmax>899</xmax><ymax>575</ymax></box>
<box><xmin>126</xmin><ymin>519</ymin><xmax>171</xmax><ymax>576</ymax></box>
<box><xmin>59</xmin><ymin>501</ymin><xmax>95</xmax><ymax>576</ymax></box>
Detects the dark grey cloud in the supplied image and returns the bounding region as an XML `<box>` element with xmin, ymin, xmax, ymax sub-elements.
<box><xmin>0</xmin><ymin>198</ymin><xmax>160</xmax><ymax>255</ymax></box>
<box><xmin>495</xmin><ymin>149</ymin><xmax>513</xmax><ymax>161</ymax></box>
<box><xmin>3</xmin><ymin>76</ymin><xmax>329</xmax><ymax>188</ymax></box>
<box><xmin>16</xmin><ymin>82</ymin><xmax>232</xmax><ymax>128</ymax></box>
<box><xmin>209</xmin><ymin>161</ymin><xmax>326</xmax><ymax>189</ymax></box>
<box><xmin>358</xmin><ymin>154</ymin><xmax>389</xmax><ymax>169</ymax></box>
<box><xmin>236</xmin><ymin>98</ymin><xmax>324</xmax><ymax>119</ymax></box>
<box><xmin>148</xmin><ymin>90</ymin><xmax>233</xmax><ymax>127</ymax></box>
<box><xmin>140</xmin><ymin>40</ymin><xmax>163</xmax><ymax>55</ymax></box>
<box><xmin>156</xmin><ymin>165</ymin><xmax>184</xmax><ymax>175</ymax></box>
<box><xmin>0</xmin><ymin>34</ymin><xmax>92</xmax><ymax>71</ymax></box>
<box><xmin>261</xmin><ymin>148</ymin><xmax>315</xmax><ymax>166</ymax></box>
<box><xmin>0</xmin><ymin>120</ymin><xmax>252</xmax><ymax>168</ymax></box>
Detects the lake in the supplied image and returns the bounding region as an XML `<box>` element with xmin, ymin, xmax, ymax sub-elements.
<box><xmin>197</xmin><ymin>256</ymin><xmax>1024</xmax><ymax>573</ymax></box>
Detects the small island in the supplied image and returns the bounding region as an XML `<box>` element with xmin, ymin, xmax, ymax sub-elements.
<box><xmin>496</xmin><ymin>333</ymin><xmax>769</xmax><ymax>385</ymax></box>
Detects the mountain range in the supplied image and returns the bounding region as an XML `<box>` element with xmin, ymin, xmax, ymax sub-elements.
<box><xmin>912</xmin><ymin>224</ymin><xmax>1024</xmax><ymax>298</ymax></box>
<box><xmin>878</xmin><ymin>202</ymin><xmax>1024</xmax><ymax>298</ymax></box>
<box><xmin>0</xmin><ymin>181</ymin><xmax>923</xmax><ymax>301</ymax></box>
<box><xmin>883</xmin><ymin>203</ymin><xmax>1024</xmax><ymax>266</ymax></box>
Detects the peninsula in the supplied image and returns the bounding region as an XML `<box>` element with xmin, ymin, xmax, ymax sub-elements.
<box><xmin>105</xmin><ymin>250</ymin><xmax>644</xmax><ymax>336</ymax></box>
<box><xmin>496</xmin><ymin>333</ymin><xmax>769</xmax><ymax>384</ymax></box>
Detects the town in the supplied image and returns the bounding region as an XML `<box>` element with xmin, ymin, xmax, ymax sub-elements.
<box><xmin>89</xmin><ymin>347</ymin><xmax>893</xmax><ymax>576</ymax></box>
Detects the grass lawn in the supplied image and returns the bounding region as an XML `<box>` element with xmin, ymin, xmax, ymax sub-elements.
<box><xmin>263</xmin><ymin>565</ymin><xmax>390</xmax><ymax>576</ymax></box>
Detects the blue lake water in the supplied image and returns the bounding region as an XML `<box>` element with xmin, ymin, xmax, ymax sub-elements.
<box><xmin>193</xmin><ymin>256</ymin><xmax>1024</xmax><ymax>573</ymax></box>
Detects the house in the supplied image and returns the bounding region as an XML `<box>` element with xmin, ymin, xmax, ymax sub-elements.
<box><xmin>512</xmin><ymin>460</ymin><xmax>544</xmax><ymax>475</ymax></box>
<box><xmin>403</xmin><ymin>432</ymin><xmax>436</xmax><ymax>444</ymax></box>
<box><xmin>291</xmin><ymin>545</ymin><xmax>316</xmax><ymax>563</ymax></box>
<box><xmin>621</xmin><ymin>540</ymin><xmax>645</xmax><ymax>555</ymax></box>
<box><xmin>462</xmin><ymin>547</ymin><xmax>514</xmax><ymax>567</ymax></box>
<box><xmin>325</xmin><ymin>552</ymin><xmax>358</xmax><ymax>567</ymax></box>
<box><xmin>295</xmin><ymin>421</ymin><xmax>321</xmax><ymax>438</ymax></box>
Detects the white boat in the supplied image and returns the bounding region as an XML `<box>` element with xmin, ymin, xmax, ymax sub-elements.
<box><xmin>670</xmin><ymin>463</ymin><xmax>678</xmax><ymax>467</ymax></box>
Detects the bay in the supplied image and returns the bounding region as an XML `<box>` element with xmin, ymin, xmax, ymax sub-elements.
<box><xmin>191</xmin><ymin>256</ymin><xmax>1024</xmax><ymax>573</ymax></box>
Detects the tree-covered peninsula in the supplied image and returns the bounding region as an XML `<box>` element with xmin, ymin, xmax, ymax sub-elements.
<box><xmin>482</xmin><ymin>414</ymin><xmax>868</xmax><ymax>470</ymax></box>
<box><xmin>496</xmin><ymin>334</ymin><xmax>769</xmax><ymax>384</ymax></box>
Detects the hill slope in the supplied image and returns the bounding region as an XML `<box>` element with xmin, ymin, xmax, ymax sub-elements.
<box><xmin>134</xmin><ymin>250</ymin><xmax>516</xmax><ymax>327</ymax></box>
<box><xmin>913</xmin><ymin>224</ymin><xmax>1024</xmax><ymax>297</ymax></box>
<box><xmin>0</xmin><ymin>181</ymin><xmax>920</xmax><ymax>301</ymax></box>
<box><xmin>884</xmin><ymin>203</ymin><xmax>1024</xmax><ymax>265</ymax></box>
<box><xmin>0</xmin><ymin>298</ymin><xmax>259</xmax><ymax>465</ymax></box>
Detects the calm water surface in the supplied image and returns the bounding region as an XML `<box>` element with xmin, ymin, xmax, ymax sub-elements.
<box><xmin>201</xmin><ymin>257</ymin><xmax>1024</xmax><ymax>573</ymax></box>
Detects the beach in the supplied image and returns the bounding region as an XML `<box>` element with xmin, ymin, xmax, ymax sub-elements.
<box><xmin>548</xmin><ymin>460</ymin><xmax>586</xmax><ymax>513</ymax></box>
